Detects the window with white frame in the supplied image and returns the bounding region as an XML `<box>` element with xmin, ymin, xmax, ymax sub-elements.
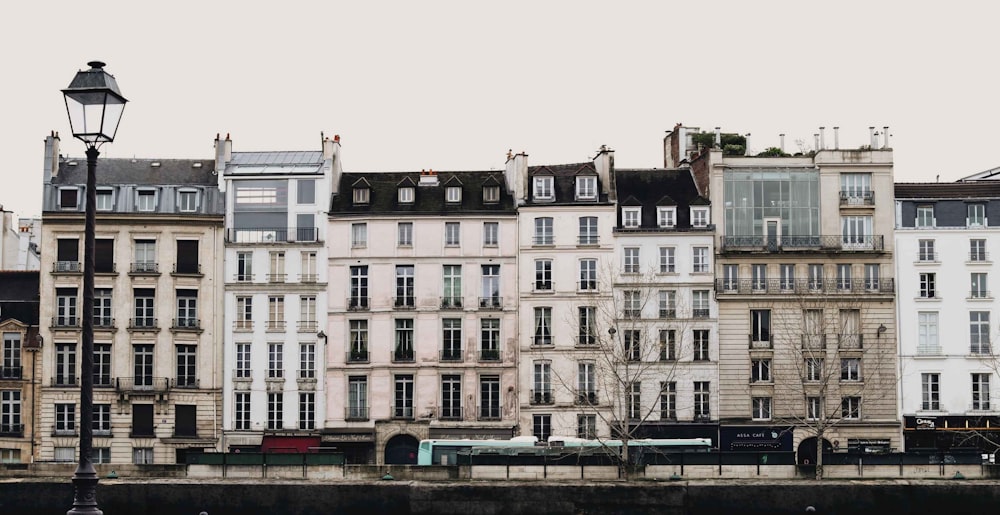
<box><xmin>578</xmin><ymin>307</ymin><xmax>596</xmax><ymax>345</ymax></box>
<box><xmin>806</xmin><ymin>396</ymin><xmax>823</xmax><ymax>420</ymax></box>
<box><xmin>658</xmin><ymin>290</ymin><xmax>676</xmax><ymax>319</ymax></box>
<box><xmin>268</xmin><ymin>342</ymin><xmax>283</xmax><ymax>378</ymax></box>
<box><xmin>660</xmin><ymin>381</ymin><xmax>677</xmax><ymax>420</ymax></box>
<box><xmin>841</xmin><ymin>396</ymin><xmax>861</xmax><ymax>419</ymax></box>
<box><xmin>972</xmin><ymin>373</ymin><xmax>991</xmax><ymax>411</ymax></box>
<box><xmin>694</xmin><ymin>382</ymin><xmax>710</xmax><ymax>419</ymax></box>
<box><xmin>348</xmin><ymin>376</ymin><xmax>367</xmax><ymax>419</ymax></box>
<box><xmin>267</xmin><ymin>392</ymin><xmax>283</xmax><ymax>430</ymax></box>
<box><xmin>446</xmin><ymin>186</ymin><xmax>462</xmax><ymax>203</ymax></box>
<box><xmin>623</xmin><ymin>290</ymin><xmax>641</xmax><ymax>318</ymax></box>
<box><xmin>692</xmin><ymin>247</ymin><xmax>709</xmax><ymax>273</ymax></box>
<box><xmin>751</xmin><ymin>359</ymin><xmax>772</xmax><ymax>383</ymax></box>
<box><xmin>533</xmin><ymin>176</ymin><xmax>553</xmax><ymax>201</ymax></box>
<box><xmin>353</xmin><ymin>187</ymin><xmax>369</xmax><ymax>204</ymax></box>
<box><xmin>576</xmin><ymin>176</ymin><xmax>596</xmax><ymax>200</ymax></box>
<box><xmin>483</xmin><ymin>185</ymin><xmax>500</xmax><ymax>204</ymax></box>
<box><xmin>397</xmin><ymin>222</ymin><xmax>412</xmax><ymax>246</ymax></box>
<box><xmin>299</xmin><ymin>392</ymin><xmax>315</xmax><ymax>430</ymax></box>
<box><xmin>841</xmin><ymin>358</ymin><xmax>861</xmax><ymax>382</ymax></box>
<box><xmin>693</xmin><ymin>330</ymin><xmax>710</xmax><ymax>361</ymax></box>
<box><xmin>806</xmin><ymin>358</ymin><xmax>823</xmax><ymax>382</ymax></box>
<box><xmin>398</xmin><ymin>186</ymin><xmax>414</xmax><ymax>204</ymax></box>
<box><xmin>722</xmin><ymin>264</ymin><xmax>738</xmax><ymax>291</ymax></box>
<box><xmin>865</xmin><ymin>263</ymin><xmax>880</xmax><ymax>290</ymax></box>
<box><xmin>919</xmin><ymin>273</ymin><xmax>936</xmax><ymax>298</ymax></box>
<box><xmin>96</xmin><ymin>189</ymin><xmax>114</xmax><ymax>211</ymax></box>
<box><xmin>627</xmin><ymin>382</ymin><xmax>641</xmax><ymax>419</ymax></box>
<box><xmin>752</xmin><ymin>397</ymin><xmax>772</xmax><ymax>420</ymax></box>
<box><xmin>351</xmin><ymin>223</ymin><xmax>367</xmax><ymax>247</ymax></box>
<box><xmin>577</xmin><ymin>414</ymin><xmax>597</xmax><ymax>439</ymax></box>
<box><xmin>918</xmin><ymin>311</ymin><xmax>939</xmax><ymax>355</ymax></box>
<box><xmin>534</xmin><ymin>217</ymin><xmax>553</xmax><ymax>245</ymax></box>
<box><xmin>578</xmin><ymin>217</ymin><xmax>598</xmax><ymax>245</ymax></box>
<box><xmin>445</xmin><ymin>222</ymin><xmax>461</xmax><ymax>246</ymax></box>
<box><xmin>969</xmin><ymin>203</ymin><xmax>986</xmax><ymax>227</ymax></box>
<box><xmin>659</xmin><ymin>330</ymin><xmax>676</xmax><ymax>361</ymax></box>
<box><xmin>971</xmin><ymin>273</ymin><xmax>989</xmax><ymax>298</ymax></box>
<box><xmin>55</xmin><ymin>403</ymin><xmax>75</xmax><ymax>433</ymax></box>
<box><xmin>840</xmin><ymin>173</ymin><xmax>872</xmax><ymax>203</ymax></box>
<box><xmin>916</xmin><ymin>205</ymin><xmax>935</xmax><ymax>227</ymax></box>
<box><xmin>659</xmin><ymin>247</ymin><xmax>675</xmax><ymax>273</ymax></box>
<box><xmin>808</xmin><ymin>264</ymin><xmax>824</xmax><ymax>290</ymax></box>
<box><xmin>1</xmin><ymin>390</ymin><xmax>21</xmax><ymax>434</ymax></box>
<box><xmin>533</xmin><ymin>307</ymin><xmax>552</xmax><ymax>345</ymax></box>
<box><xmin>235</xmin><ymin>392</ymin><xmax>250</xmax><ymax>430</ymax></box>
<box><xmin>918</xmin><ymin>239</ymin><xmax>935</xmax><ymax>261</ymax></box>
<box><xmin>441</xmin><ymin>374</ymin><xmax>462</xmax><ymax>419</ymax></box>
<box><xmin>622</xmin><ymin>207</ymin><xmax>641</xmax><ymax>228</ymax></box>
<box><xmin>657</xmin><ymin>207</ymin><xmax>676</xmax><ymax>228</ymax></box>
<box><xmin>3</xmin><ymin>333</ymin><xmax>21</xmax><ymax>378</ymax></box>
<box><xmin>483</xmin><ymin>222</ymin><xmax>498</xmax><ymax>246</ymax></box>
<box><xmin>971</xmin><ymin>311</ymin><xmax>991</xmax><ymax>354</ymax></box>
<box><xmin>534</xmin><ymin>259</ymin><xmax>552</xmax><ymax>290</ymax></box>
<box><xmin>691</xmin><ymin>207</ymin><xmax>709</xmax><ymax>227</ymax></box>
<box><xmin>841</xmin><ymin>215</ymin><xmax>873</xmax><ymax>248</ymax></box>
<box><xmin>692</xmin><ymin>290</ymin><xmax>710</xmax><ymax>318</ymax></box>
<box><xmin>178</xmin><ymin>190</ymin><xmax>198</xmax><ymax>212</ymax></box>
<box><xmin>136</xmin><ymin>190</ymin><xmax>157</xmax><ymax>212</ymax></box>
<box><xmin>971</xmin><ymin>239</ymin><xmax>988</xmax><ymax>262</ymax></box>
<box><xmin>623</xmin><ymin>247</ymin><xmax>640</xmax><ymax>274</ymax></box>
<box><xmin>921</xmin><ymin>373</ymin><xmax>940</xmax><ymax>410</ymax></box>
<box><xmin>579</xmin><ymin>259</ymin><xmax>597</xmax><ymax>291</ymax></box>
<box><xmin>752</xmin><ymin>264</ymin><xmax>767</xmax><ymax>290</ymax></box>
<box><xmin>780</xmin><ymin>264</ymin><xmax>795</xmax><ymax>290</ymax></box>
<box><xmin>235</xmin><ymin>343</ymin><xmax>251</xmax><ymax>378</ymax></box>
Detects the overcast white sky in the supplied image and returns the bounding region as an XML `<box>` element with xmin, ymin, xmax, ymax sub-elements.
<box><xmin>2</xmin><ymin>1</ymin><xmax>998</xmax><ymax>218</ymax></box>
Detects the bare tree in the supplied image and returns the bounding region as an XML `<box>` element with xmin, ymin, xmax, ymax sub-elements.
<box><xmin>755</xmin><ymin>289</ymin><xmax>897</xmax><ymax>479</ymax></box>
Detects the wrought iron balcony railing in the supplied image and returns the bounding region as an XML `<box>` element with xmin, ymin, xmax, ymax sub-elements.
<box><xmin>720</xmin><ymin>234</ymin><xmax>884</xmax><ymax>252</ymax></box>
<box><xmin>716</xmin><ymin>278</ymin><xmax>895</xmax><ymax>295</ymax></box>
<box><xmin>839</xmin><ymin>190</ymin><xmax>875</xmax><ymax>206</ymax></box>
<box><xmin>347</xmin><ymin>350</ymin><xmax>369</xmax><ymax>363</ymax></box>
<box><xmin>530</xmin><ymin>390</ymin><xmax>553</xmax><ymax>405</ymax></box>
<box><xmin>575</xmin><ymin>390</ymin><xmax>599</xmax><ymax>406</ymax></box>
<box><xmin>130</xmin><ymin>262</ymin><xmax>159</xmax><ymax>274</ymax></box>
<box><xmin>226</xmin><ymin>227</ymin><xmax>320</xmax><ymax>244</ymax></box>
<box><xmin>0</xmin><ymin>366</ymin><xmax>23</xmax><ymax>380</ymax></box>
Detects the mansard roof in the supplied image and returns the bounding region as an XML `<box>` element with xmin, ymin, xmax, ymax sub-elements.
<box><xmin>525</xmin><ymin>162</ymin><xmax>611</xmax><ymax>205</ymax></box>
<box><xmin>0</xmin><ymin>271</ymin><xmax>39</xmax><ymax>326</ymax></box>
<box><xmin>52</xmin><ymin>158</ymin><xmax>217</xmax><ymax>186</ymax></box>
<box><xmin>331</xmin><ymin>170</ymin><xmax>515</xmax><ymax>215</ymax></box>
<box><xmin>614</xmin><ymin>168</ymin><xmax>707</xmax><ymax>229</ymax></box>
<box><xmin>894</xmin><ymin>182</ymin><xmax>1000</xmax><ymax>200</ymax></box>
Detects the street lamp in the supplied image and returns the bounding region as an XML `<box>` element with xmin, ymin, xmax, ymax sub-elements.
<box><xmin>62</xmin><ymin>61</ymin><xmax>127</xmax><ymax>515</ymax></box>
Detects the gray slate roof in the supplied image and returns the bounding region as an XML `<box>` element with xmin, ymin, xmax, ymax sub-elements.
<box><xmin>615</xmin><ymin>168</ymin><xmax>708</xmax><ymax>229</ymax></box>
<box><xmin>53</xmin><ymin>158</ymin><xmax>217</xmax><ymax>186</ymax></box>
<box><xmin>331</xmin><ymin>171</ymin><xmax>515</xmax><ymax>216</ymax></box>
<box><xmin>894</xmin><ymin>182</ymin><xmax>1000</xmax><ymax>200</ymax></box>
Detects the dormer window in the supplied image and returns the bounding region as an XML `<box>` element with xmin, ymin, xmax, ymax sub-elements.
<box><xmin>398</xmin><ymin>187</ymin><xmax>414</xmax><ymax>204</ymax></box>
<box><xmin>623</xmin><ymin>207</ymin><xmax>641</xmax><ymax>228</ymax></box>
<box><xmin>59</xmin><ymin>188</ymin><xmax>79</xmax><ymax>210</ymax></box>
<box><xmin>657</xmin><ymin>207</ymin><xmax>676</xmax><ymax>228</ymax></box>
<box><xmin>533</xmin><ymin>176</ymin><xmax>554</xmax><ymax>201</ymax></box>
<box><xmin>446</xmin><ymin>186</ymin><xmax>462</xmax><ymax>203</ymax></box>
<box><xmin>136</xmin><ymin>189</ymin><xmax>157</xmax><ymax>212</ymax></box>
<box><xmin>916</xmin><ymin>205</ymin><xmax>935</xmax><ymax>228</ymax></box>
<box><xmin>576</xmin><ymin>176</ymin><xmax>597</xmax><ymax>200</ymax></box>
<box><xmin>483</xmin><ymin>185</ymin><xmax>500</xmax><ymax>204</ymax></box>
<box><xmin>353</xmin><ymin>187</ymin><xmax>370</xmax><ymax>205</ymax></box>
<box><xmin>96</xmin><ymin>189</ymin><xmax>114</xmax><ymax>212</ymax></box>
<box><xmin>691</xmin><ymin>207</ymin><xmax>709</xmax><ymax>227</ymax></box>
<box><xmin>178</xmin><ymin>189</ymin><xmax>198</xmax><ymax>212</ymax></box>
<box><xmin>968</xmin><ymin>203</ymin><xmax>986</xmax><ymax>228</ymax></box>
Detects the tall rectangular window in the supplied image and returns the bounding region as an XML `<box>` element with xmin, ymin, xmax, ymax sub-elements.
<box><xmin>348</xmin><ymin>376</ymin><xmax>368</xmax><ymax>419</ymax></box>
<box><xmin>235</xmin><ymin>343</ymin><xmax>251</xmax><ymax>378</ymax></box>
<box><xmin>481</xmin><ymin>318</ymin><xmax>500</xmax><ymax>357</ymax></box>
<box><xmin>806</xmin><ymin>396</ymin><xmax>823</xmax><ymax>420</ymax></box>
<box><xmin>694</xmin><ymin>382</ymin><xmax>710</xmax><ymax>419</ymax></box>
<box><xmin>780</xmin><ymin>264</ymin><xmax>795</xmax><ymax>290</ymax></box>
<box><xmin>394</xmin><ymin>319</ymin><xmax>414</xmax><ymax>361</ymax></box>
<box><xmin>659</xmin><ymin>330</ymin><xmax>676</xmax><ymax>361</ymax></box>
<box><xmin>916</xmin><ymin>205</ymin><xmax>935</xmax><ymax>228</ymax></box>
<box><xmin>96</xmin><ymin>189</ymin><xmax>114</xmax><ymax>211</ymax></box>
<box><xmin>578</xmin><ymin>414</ymin><xmax>597</xmax><ymax>439</ymax></box>
<box><xmin>865</xmin><ymin>263</ymin><xmax>880</xmax><ymax>290</ymax></box>
<box><xmin>971</xmin><ymin>239</ymin><xmax>988</xmax><ymax>262</ymax></box>
<box><xmin>297</xmin><ymin>179</ymin><xmax>316</xmax><ymax>204</ymax></box>
<box><xmin>751</xmin><ymin>264</ymin><xmax>767</xmax><ymax>291</ymax></box>
<box><xmin>693</xmin><ymin>330</ymin><xmax>710</xmax><ymax>361</ymax></box>
<box><xmin>394</xmin><ymin>374</ymin><xmax>414</xmax><ymax>418</ymax></box>
<box><xmin>175</xmin><ymin>240</ymin><xmax>199</xmax><ymax>274</ymax></box>
<box><xmin>534</xmin><ymin>217</ymin><xmax>553</xmax><ymax>245</ymax></box>
<box><xmin>133</xmin><ymin>239</ymin><xmax>156</xmax><ymax>273</ymax></box>
<box><xmin>442</xmin><ymin>265</ymin><xmax>462</xmax><ymax>308</ymax></box>
<box><xmin>349</xmin><ymin>320</ymin><xmax>368</xmax><ymax>360</ymax></box>
<box><xmin>534</xmin><ymin>259</ymin><xmax>552</xmax><ymax>290</ymax></box>
<box><xmin>623</xmin><ymin>248</ymin><xmax>640</xmax><ymax>274</ymax></box>
<box><xmin>56</xmin><ymin>238</ymin><xmax>80</xmax><ymax>272</ymax></box>
<box><xmin>623</xmin><ymin>290</ymin><xmax>641</xmax><ymax>318</ymax></box>
<box><xmin>533</xmin><ymin>414</ymin><xmax>551</xmax><ymax>442</ymax></box>
<box><xmin>624</xmin><ymin>330</ymin><xmax>641</xmax><ymax>361</ymax></box>
<box><xmin>579</xmin><ymin>217</ymin><xmax>598</xmax><ymax>245</ymax></box>
<box><xmin>133</xmin><ymin>344</ymin><xmax>154</xmax><ymax>388</ymax></box>
<box><xmin>93</xmin><ymin>289</ymin><xmax>112</xmax><ymax>327</ymax></box>
<box><xmin>919</xmin><ymin>273</ymin><xmax>936</xmax><ymax>298</ymax></box>
<box><xmin>480</xmin><ymin>264</ymin><xmax>501</xmax><ymax>307</ymax></box>
<box><xmin>299</xmin><ymin>392</ymin><xmax>315</xmax><ymax>430</ymax></box>
<box><xmin>300</xmin><ymin>251</ymin><xmax>317</xmax><ymax>282</ymax></box>
<box><xmin>55</xmin><ymin>403</ymin><xmax>75</xmax><ymax>433</ymax></box>
<box><xmin>808</xmin><ymin>264</ymin><xmax>824</xmax><ymax>290</ymax></box>
<box><xmin>299</xmin><ymin>295</ymin><xmax>316</xmax><ymax>331</ymax></box>
<box><xmin>574</xmin><ymin>306</ymin><xmax>594</xmax><ymax>346</ymax></box>
<box><xmin>350</xmin><ymin>266</ymin><xmax>369</xmax><ymax>309</ymax></box>
<box><xmin>441</xmin><ymin>375</ymin><xmax>462</xmax><ymax>419</ymax></box>
<box><xmin>236</xmin><ymin>251</ymin><xmax>253</xmax><ymax>281</ymax></box>
<box><xmin>395</xmin><ymin>265</ymin><xmax>415</xmax><ymax>307</ymax></box>
<box><xmin>659</xmin><ymin>290</ymin><xmax>676</xmax><ymax>319</ymax></box>
<box><xmin>267</xmin><ymin>392</ymin><xmax>283</xmax><ymax>430</ymax></box>
<box><xmin>445</xmin><ymin>222</ymin><xmax>461</xmax><ymax>246</ymax></box>
<box><xmin>55</xmin><ymin>344</ymin><xmax>76</xmax><ymax>385</ymax></box>
<box><xmin>1</xmin><ymin>391</ymin><xmax>21</xmax><ymax>434</ymax></box>
<box><xmin>628</xmin><ymin>382</ymin><xmax>642</xmax><ymax>419</ymax></box>
<box><xmin>268</xmin><ymin>251</ymin><xmax>286</xmax><ymax>283</ymax></box>
<box><xmin>578</xmin><ymin>362</ymin><xmax>596</xmax><ymax>403</ymax></box>
<box><xmin>918</xmin><ymin>239</ymin><xmax>935</xmax><ymax>262</ymax></box>
<box><xmin>836</xmin><ymin>264</ymin><xmax>852</xmax><ymax>291</ymax></box>
<box><xmin>397</xmin><ymin>222</ymin><xmax>413</xmax><ymax>246</ymax></box>
<box><xmin>692</xmin><ymin>290</ymin><xmax>709</xmax><ymax>318</ymax></box>
<box><xmin>95</xmin><ymin>238</ymin><xmax>114</xmax><ymax>273</ymax></box>
<box><xmin>692</xmin><ymin>247</ymin><xmax>709</xmax><ymax>273</ymax></box>
<box><xmin>176</xmin><ymin>289</ymin><xmax>198</xmax><ymax>328</ymax></box>
<box><xmin>533</xmin><ymin>307</ymin><xmax>551</xmax><ymax>345</ymax></box>
<box><xmin>918</xmin><ymin>312</ymin><xmax>939</xmax><ymax>354</ymax></box>
<box><xmin>971</xmin><ymin>312</ymin><xmax>991</xmax><ymax>355</ymax></box>
<box><xmin>267</xmin><ymin>295</ymin><xmax>285</xmax><ymax>330</ymax></box>
<box><xmin>268</xmin><ymin>343</ymin><xmax>283</xmax><ymax>378</ymax></box>
<box><xmin>533</xmin><ymin>361</ymin><xmax>551</xmax><ymax>400</ymax></box>
<box><xmin>969</xmin><ymin>203</ymin><xmax>986</xmax><ymax>227</ymax></box>
<box><xmin>133</xmin><ymin>288</ymin><xmax>155</xmax><ymax>328</ymax></box>
<box><xmin>351</xmin><ymin>223</ymin><xmax>367</xmax><ymax>247</ymax></box>
<box><xmin>483</xmin><ymin>222</ymin><xmax>498</xmax><ymax>246</ymax></box>
<box><xmin>660</xmin><ymin>382</ymin><xmax>677</xmax><ymax>420</ymax></box>
<box><xmin>299</xmin><ymin>343</ymin><xmax>315</xmax><ymax>379</ymax></box>
<box><xmin>752</xmin><ymin>397</ymin><xmax>772</xmax><ymax>420</ymax></box>
<box><xmin>805</xmin><ymin>358</ymin><xmax>824</xmax><ymax>382</ymax></box>
<box><xmin>56</xmin><ymin>288</ymin><xmax>78</xmax><ymax>326</ymax></box>
<box><xmin>973</xmin><ymin>374</ymin><xmax>991</xmax><ymax>411</ymax></box>
<box><xmin>751</xmin><ymin>309</ymin><xmax>771</xmax><ymax>344</ymax></box>
<box><xmin>659</xmin><ymin>247</ymin><xmax>675</xmax><ymax>273</ymax></box>
<box><xmin>971</xmin><ymin>273</ymin><xmax>989</xmax><ymax>298</ymax></box>
<box><xmin>236</xmin><ymin>296</ymin><xmax>253</xmax><ymax>329</ymax></box>
<box><xmin>93</xmin><ymin>344</ymin><xmax>111</xmax><ymax>386</ymax></box>
<box><xmin>235</xmin><ymin>392</ymin><xmax>250</xmax><ymax>430</ymax></box>
<box><xmin>722</xmin><ymin>264</ymin><xmax>739</xmax><ymax>291</ymax></box>
<box><xmin>579</xmin><ymin>259</ymin><xmax>597</xmax><ymax>291</ymax></box>
<box><xmin>442</xmin><ymin>319</ymin><xmax>462</xmax><ymax>361</ymax></box>
<box><xmin>480</xmin><ymin>376</ymin><xmax>501</xmax><ymax>420</ymax></box>
<box><xmin>176</xmin><ymin>345</ymin><xmax>197</xmax><ymax>387</ymax></box>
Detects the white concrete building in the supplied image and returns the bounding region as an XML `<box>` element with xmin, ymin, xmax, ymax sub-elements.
<box><xmin>895</xmin><ymin>180</ymin><xmax>1000</xmax><ymax>450</ymax></box>
<box><xmin>217</xmin><ymin>134</ymin><xmax>335</xmax><ymax>453</ymax></box>
<box><xmin>327</xmin><ymin>166</ymin><xmax>518</xmax><ymax>464</ymax></box>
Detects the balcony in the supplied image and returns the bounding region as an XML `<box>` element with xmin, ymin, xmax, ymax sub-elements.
<box><xmin>0</xmin><ymin>366</ymin><xmax>22</xmax><ymax>380</ymax></box>
<box><xmin>394</xmin><ymin>296</ymin><xmax>415</xmax><ymax>310</ymax></box>
<box><xmin>715</xmin><ymin>278</ymin><xmax>895</xmax><ymax>296</ymax></box>
<box><xmin>297</xmin><ymin>321</ymin><xmax>318</xmax><ymax>332</ymax></box>
<box><xmin>345</xmin><ymin>407</ymin><xmax>369</xmax><ymax>421</ymax></box>
<box><xmin>226</xmin><ymin>227</ymin><xmax>320</xmax><ymax>244</ymax></box>
<box><xmin>173</xmin><ymin>378</ymin><xmax>200</xmax><ymax>389</ymax></box>
<box><xmin>53</xmin><ymin>261</ymin><xmax>81</xmax><ymax>274</ymax></box>
<box><xmin>347</xmin><ymin>350</ymin><xmax>369</xmax><ymax>363</ymax></box>
<box><xmin>748</xmin><ymin>336</ymin><xmax>774</xmax><ymax>350</ymax></box>
<box><xmin>93</xmin><ymin>317</ymin><xmax>116</xmax><ymax>330</ymax></box>
<box><xmin>128</xmin><ymin>317</ymin><xmax>158</xmax><ymax>331</ymax></box>
<box><xmin>440</xmin><ymin>349</ymin><xmax>464</xmax><ymax>362</ymax></box>
<box><xmin>838</xmin><ymin>334</ymin><xmax>864</xmax><ymax>350</ymax></box>
<box><xmin>479</xmin><ymin>349</ymin><xmax>501</xmax><ymax>362</ymax></box>
<box><xmin>172</xmin><ymin>263</ymin><xmax>203</xmax><ymax>277</ymax></box>
<box><xmin>266</xmin><ymin>273</ymin><xmax>287</xmax><ymax>283</ymax></box>
<box><xmin>530</xmin><ymin>390</ymin><xmax>553</xmax><ymax>405</ymax></box>
<box><xmin>839</xmin><ymin>190</ymin><xmax>875</xmax><ymax>206</ymax></box>
<box><xmin>917</xmin><ymin>253</ymin><xmax>939</xmax><ymax>263</ymax></box>
<box><xmin>129</xmin><ymin>262</ymin><xmax>160</xmax><ymax>275</ymax></box>
<box><xmin>720</xmin><ymin>234</ymin><xmax>885</xmax><ymax>253</ymax></box>
<box><xmin>172</xmin><ymin>317</ymin><xmax>201</xmax><ymax>331</ymax></box>
<box><xmin>0</xmin><ymin>423</ymin><xmax>24</xmax><ymax>437</ymax></box>
<box><xmin>575</xmin><ymin>390</ymin><xmax>599</xmax><ymax>406</ymax></box>
<box><xmin>392</xmin><ymin>349</ymin><xmax>415</xmax><ymax>363</ymax></box>
<box><xmin>347</xmin><ymin>297</ymin><xmax>370</xmax><ymax>311</ymax></box>
<box><xmin>477</xmin><ymin>407</ymin><xmax>503</xmax><ymax>421</ymax></box>
<box><xmin>801</xmin><ymin>334</ymin><xmax>826</xmax><ymax>350</ymax></box>
<box><xmin>440</xmin><ymin>297</ymin><xmax>463</xmax><ymax>310</ymax></box>
<box><xmin>970</xmin><ymin>290</ymin><xmax>992</xmax><ymax>300</ymax></box>
<box><xmin>52</xmin><ymin>375</ymin><xmax>78</xmax><ymax>387</ymax></box>
<box><xmin>51</xmin><ymin>316</ymin><xmax>79</xmax><ymax>329</ymax></box>
<box><xmin>479</xmin><ymin>296</ymin><xmax>503</xmax><ymax>310</ymax></box>
<box><xmin>115</xmin><ymin>376</ymin><xmax>170</xmax><ymax>393</ymax></box>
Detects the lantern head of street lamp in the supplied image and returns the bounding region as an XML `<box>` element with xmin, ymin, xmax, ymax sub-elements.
<box><xmin>62</xmin><ymin>61</ymin><xmax>127</xmax><ymax>147</ymax></box>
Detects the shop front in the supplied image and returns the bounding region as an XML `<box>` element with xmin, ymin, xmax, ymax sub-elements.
<box><xmin>321</xmin><ymin>429</ymin><xmax>376</xmax><ymax>464</ymax></box>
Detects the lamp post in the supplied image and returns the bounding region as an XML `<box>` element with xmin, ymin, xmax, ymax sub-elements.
<box><xmin>62</xmin><ymin>61</ymin><xmax>127</xmax><ymax>515</ymax></box>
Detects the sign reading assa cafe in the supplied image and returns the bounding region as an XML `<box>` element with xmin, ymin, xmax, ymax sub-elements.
<box><xmin>720</xmin><ymin>426</ymin><xmax>793</xmax><ymax>451</ymax></box>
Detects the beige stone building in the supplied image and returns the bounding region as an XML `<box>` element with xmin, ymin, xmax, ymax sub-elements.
<box><xmin>37</xmin><ymin>134</ymin><xmax>224</xmax><ymax>464</ymax></box>
<box><xmin>0</xmin><ymin>272</ymin><xmax>41</xmax><ymax>463</ymax></box>
<box><xmin>673</xmin><ymin>126</ymin><xmax>899</xmax><ymax>458</ymax></box>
